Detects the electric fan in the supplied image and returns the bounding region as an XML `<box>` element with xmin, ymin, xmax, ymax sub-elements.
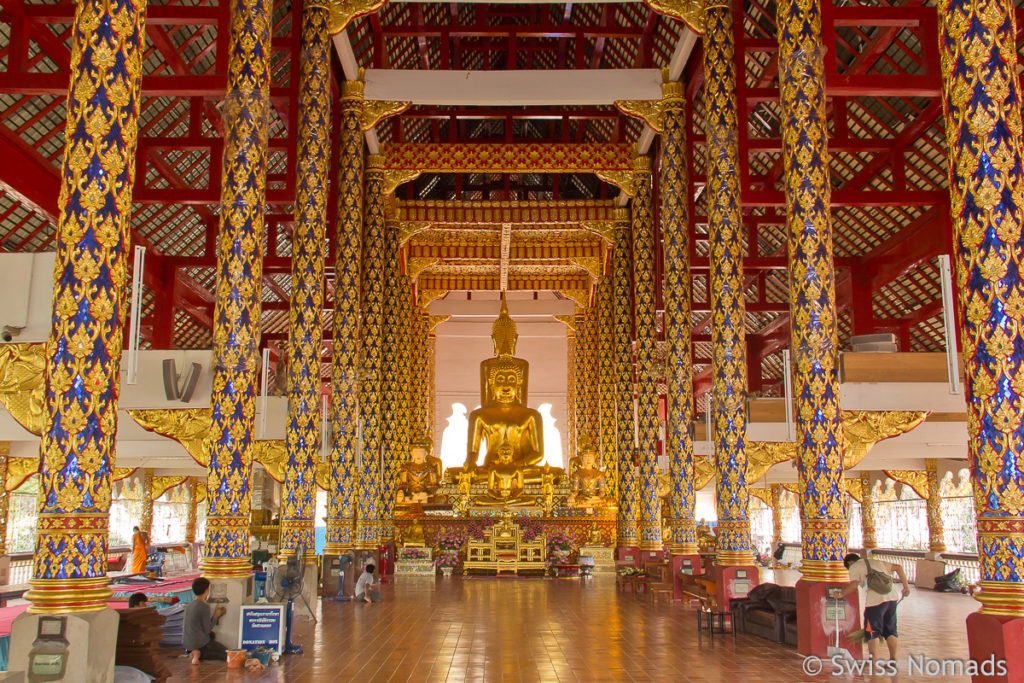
<box><xmin>266</xmin><ymin>543</ymin><xmax>317</xmax><ymax>654</ymax></box>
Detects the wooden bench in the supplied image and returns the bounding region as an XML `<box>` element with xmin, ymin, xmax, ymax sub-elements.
<box><xmin>644</xmin><ymin>563</ymin><xmax>674</xmax><ymax>603</ymax></box>
<box><xmin>678</xmin><ymin>574</ymin><xmax>715</xmax><ymax>610</ymax></box>
<box><xmin>0</xmin><ymin>582</ymin><xmax>31</xmax><ymax>607</ymax></box>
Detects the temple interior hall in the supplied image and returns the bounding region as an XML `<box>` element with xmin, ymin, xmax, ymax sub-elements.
<box><xmin>0</xmin><ymin>0</ymin><xmax>1020</xmax><ymax>680</ymax></box>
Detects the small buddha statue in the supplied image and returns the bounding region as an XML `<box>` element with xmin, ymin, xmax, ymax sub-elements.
<box><xmin>584</xmin><ymin>523</ymin><xmax>604</xmax><ymax>546</ymax></box>
<box><xmin>540</xmin><ymin>466</ymin><xmax>557</xmax><ymax>514</ymax></box>
<box><xmin>402</xmin><ymin>519</ymin><xmax>426</xmax><ymax>547</ymax></box>
<box><xmin>465</xmin><ymin>295</ymin><xmax>544</xmax><ymax>470</ymax></box>
<box><xmin>397</xmin><ymin>437</ymin><xmax>443</xmax><ymax>504</ymax></box>
<box><xmin>474</xmin><ymin>444</ymin><xmax>536</xmax><ymax>507</ymax></box>
<box><xmin>696</xmin><ymin>518</ymin><xmax>717</xmax><ymax>553</ymax></box>
<box><xmin>568</xmin><ymin>445</ymin><xmax>610</xmax><ymax>508</ymax></box>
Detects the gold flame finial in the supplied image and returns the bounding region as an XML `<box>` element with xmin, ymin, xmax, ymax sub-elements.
<box><xmin>491</xmin><ymin>291</ymin><xmax>517</xmax><ymax>356</ymax></box>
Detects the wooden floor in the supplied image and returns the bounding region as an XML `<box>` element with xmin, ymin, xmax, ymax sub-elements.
<box><xmin>164</xmin><ymin>575</ymin><xmax>978</xmax><ymax>682</ymax></box>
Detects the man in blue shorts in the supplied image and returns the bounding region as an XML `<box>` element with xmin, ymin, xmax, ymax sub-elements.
<box><xmin>832</xmin><ymin>553</ymin><xmax>910</xmax><ymax>661</ymax></box>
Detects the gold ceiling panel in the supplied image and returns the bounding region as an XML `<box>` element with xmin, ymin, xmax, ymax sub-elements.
<box><xmin>383</xmin><ymin>143</ymin><xmax>634</xmax><ymax>175</ymax></box>
<box><xmin>397</xmin><ymin>199</ymin><xmax>620</xmax><ymax>224</ymax></box>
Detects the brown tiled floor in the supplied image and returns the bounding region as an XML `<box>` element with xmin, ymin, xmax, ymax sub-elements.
<box><xmin>162</xmin><ymin>575</ymin><xmax>978</xmax><ymax>682</ymax></box>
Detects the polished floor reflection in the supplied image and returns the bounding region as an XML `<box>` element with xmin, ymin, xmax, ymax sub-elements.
<box><xmin>163</xmin><ymin>575</ymin><xmax>977</xmax><ymax>682</ymax></box>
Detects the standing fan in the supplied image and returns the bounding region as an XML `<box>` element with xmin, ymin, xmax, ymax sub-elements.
<box><xmin>266</xmin><ymin>544</ymin><xmax>317</xmax><ymax>654</ymax></box>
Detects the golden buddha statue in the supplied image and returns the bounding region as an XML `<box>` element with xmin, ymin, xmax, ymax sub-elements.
<box><xmin>397</xmin><ymin>437</ymin><xmax>443</xmax><ymax>504</ymax></box>
<box><xmin>568</xmin><ymin>443</ymin><xmax>610</xmax><ymax>508</ymax></box>
<box><xmin>474</xmin><ymin>444</ymin><xmax>537</xmax><ymax>507</ymax></box>
<box><xmin>402</xmin><ymin>519</ymin><xmax>426</xmax><ymax>547</ymax></box>
<box><xmin>465</xmin><ymin>294</ymin><xmax>544</xmax><ymax>470</ymax></box>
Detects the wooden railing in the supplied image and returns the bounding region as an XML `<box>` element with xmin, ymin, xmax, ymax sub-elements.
<box><xmin>4</xmin><ymin>541</ymin><xmax>201</xmax><ymax>587</ymax></box>
<box><xmin>779</xmin><ymin>543</ymin><xmax>980</xmax><ymax>586</ymax></box>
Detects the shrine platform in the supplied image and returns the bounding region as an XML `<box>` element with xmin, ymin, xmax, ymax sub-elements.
<box><xmin>161</xmin><ymin>571</ymin><xmax>978</xmax><ymax>682</ymax></box>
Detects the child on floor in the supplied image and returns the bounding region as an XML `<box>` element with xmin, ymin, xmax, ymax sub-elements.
<box><xmin>355</xmin><ymin>564</ymin><xmax>383</xmax><ymax>603</ymax></box>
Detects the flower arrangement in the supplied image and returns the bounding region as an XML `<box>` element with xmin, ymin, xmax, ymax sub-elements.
<box><xmin>435</xmin><ymin>552</ymin><xmax>460</xmax><ymax>568</ymax></box>
<box><xmin>617</xmin><ymin>566</ymin><xmax>646</xmax><ymax>577</ymax></box>
<box><xmin>435</xmin><ymin>528</ymin><xmax>467</xmax><ymax>552</ymax></box>
<box><xmin>517</xmin><ymin>517</ymin><xmax>542</xmax><ymax>542</ymax></box>
<box><xmin>401</xmin><ymin>547</ymin><xmax>429</xmax><ymax>560</ymax></box>
<box><xmin>466</xmin><ymin>518</ymin><xmax>497</xmax><ymax>540</ymax></box>
<box><xmin>546</xmin><ymin>530</ymin><xmax>574</xmax><ymax>554</ymax></box>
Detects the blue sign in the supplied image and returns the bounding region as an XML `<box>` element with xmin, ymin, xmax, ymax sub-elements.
<box><xmin>239</xmin><ymin>604</ymin><xmax>285</xmax><ymax>654</ymax></box>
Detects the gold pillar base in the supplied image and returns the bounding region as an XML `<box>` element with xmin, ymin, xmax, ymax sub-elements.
<box><xmin>975</xmin><ymin>580</ymin><xmax>1024</xmax><ymax>616</ymax></box>
<box><xmin>670</xmin><ymin>543</ymin><xmax>699</xmax><ymax>556</ymax></box>
<box><xmin>715</xmin><ymin>549</ymin><xmax>754</xmax><ymax>567</ymax></box>
<box><xmin>200</xmin><ymin>556</ymin><xmax>252</xmax><ymax>579</ymax></box>
<box><xmin>799</xmin><ymin>559</ymin><xmax>848</xmax><ymax>583</ymax></box>
<box><xmin>322</xmin><ymin>545</ymin><xmax>353</xmax><ymax>556</ymax></box>
<box><xmin>929</xmin><ymin>542</ymin><xmax>947</xmax><ymax>554</ymax></box>
<box><xmin>26</xmin><ymin>577</ymin><xmax>112</xmax><ymax>614</ymax></box>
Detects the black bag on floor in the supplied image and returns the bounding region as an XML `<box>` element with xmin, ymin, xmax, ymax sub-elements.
<box><xmin>933</xmin><ymin>568</ymin><xmax>961</xmax><ymax>592</ymax></box>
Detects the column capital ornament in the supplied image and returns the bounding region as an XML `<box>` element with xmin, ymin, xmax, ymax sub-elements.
<box><xmin>362</xmin><ymin>99</ymin><xmax>411</xmax><ymax>131</ymax></box>
<box><xmin>328</xmin><ymin>0</ymin><xmax>387</xmax><ymax>34</ymax></box>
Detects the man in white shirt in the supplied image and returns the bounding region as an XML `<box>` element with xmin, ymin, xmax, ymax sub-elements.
<box><xmin>831</xmin><ymin>553</ymin><xmax>910</xmax><ymax>660</ymax></box>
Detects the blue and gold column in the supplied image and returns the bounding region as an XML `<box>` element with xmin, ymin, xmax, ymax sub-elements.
<box><xmin>613</xmin><ymin>211</ymin><xmax>639</xmax><ymax>548</ymax></box>
<box><xmin>704</xmin><ymin>0</ymin><xmax>753</xmax><ymax>567</ymax></box>
<box><xmin>860</xmin><ymin>472</ymin><xmax>876</xmax><ymax>550</ymax></box>
<box><xmin>201</xmin><ymin>0</ymin><xmax>272</xmax><ymax>579</ymax></box>
<box><xmin>939</xmin><ymin>0</ymin><xmax>1024</xmax><ymax>621</ymax></box>
<box><xmin>632</xmin><ymin>156</ymin><xmax>662</xmax><ymax>552</ymax></box>
<box><xmin>598</xmin><ymin>276</ymin><xmax>617</xmax><ymax>478</ymax></box>
<box><xmin>777</xmin><ymin>0</ymin><xmax>845</xmax><ymax>583</ymax></box>
<box><xmin>280</xmin><ymin>0</ymin><xmax>330</xmax><ymax>561</ymax></box>
<box><xmin>324</xmin><ymin>78</ymin><xmax>364</xmax><ymax>555</ymax></box>
<box><xmin>378</xmin><ymin>224</ymin><xmax>405</xmax><ymax>543</ymax></box>
<box><xmin>356</xmin><ymin>155</ymin><xmax>387</xmax><ymax>548</ymax></box>
<box><xmin>661</xmin><ymin>78</ymin><xmax>697</xmax><ymax>556</ymax></box>
<box><xmin>27</xmin><ymin>0</ymin><xmax>146</xmax><ymax>613</ymax></box>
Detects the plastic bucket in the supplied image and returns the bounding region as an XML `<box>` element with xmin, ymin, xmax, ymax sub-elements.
<box><xmin>226</xmin><ymin>649</ymin><xmax>247</xmax><ymax>668</ymax></box>
<box><xmin>248</xmin><ymin>650</ymin><xmax>272</xmax><ymax>666</ymax></box>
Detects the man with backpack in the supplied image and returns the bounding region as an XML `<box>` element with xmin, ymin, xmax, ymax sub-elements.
<box><xmin>831</xmin><ymin>553</ymin><xmax>911</xmax><ymax>661</ymax></box>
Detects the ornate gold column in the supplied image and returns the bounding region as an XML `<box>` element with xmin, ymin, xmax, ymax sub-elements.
<box><xmin>426</xmin><ymin>324</ymin><xmax>438</xmax><ymax>445</ymax></box>
<box><xmin>140</xmin><ymin>469</ymin><xmax>154</xmax><ymax>538</ymax></box>
<box><xmin>662</xmin><ymin>78</ymin><xmax>697</xmax><ymax>555</ymax></box>
<box><xmin>939</xmin><ymin>0</ymin><xmax>1024</xmax><ymax>617</ymax></box>
<box><xmin>633</xmin><ymin>155</ymin><xmax>662</xmax><ymax>552</ymax></box>
<box><xmin>777</xmin><ymin>0</ymin><xmax>845</xmax><ymax>583</ymax></box>
<box><xmin>280</xmin><ymin>0</ymin><xmax>330</xmax><ymax>561</ymax></box>
<box><xmin>185</xmin><ymin>478</ymin><xmax>199</xmax><ymax>545</ymax></box>
<box><xmin>925</xmin><ymin>459</ymin><xmax>946</xmax><ymax>554</ymax></box>
<box><xmin>356</xmin><ymin>154</ymin><xmax>387</xmax><ymax>549</ymax></box>
<box><xmin>0</xmin><ymin>443</ymin><xmax>8</xmax><ymax>556</ymax></box>
<box><xmin>324</xmin><ymin>78</ymin><xmax>364</xmax><ymax>555</ymax></box>
<box><xmin>704</xmin><ymin>0</ymin><xmax>752</xmax><ymax>566</ymax></box>
<box><xmin>771</xmin><ymin>484</ymin><xmax>783</xmax><ymax>549</ymax></box>
<box><xmin>565</xmin><ymin>324</ymin><xmax>577</xmax><ymax>464</ymax></box>
<box><xmin>578</xmin><ymin>304</ymin><xmax>600</xmax><ymax>447</ymax></box>
<box><xmin>379</xmin><ymin>236</ymin><xmax>409</xmax><ymax>543</ymax></box>
<box><xmin>598</xmin><ymin>276</ymin><xmax>617</xmax><ymax>478</ymax></box>
<box><xmin>27</xmin><ymin>0</ymin><xmax>146</xmax><ymax>613</ymax></box>
<box><xmin>202</xmin><ymin>0</ymin><xmax>273</xmax><ymax>579</ymax></box>
<box><xmin>860</xmin><ymin>472</ymin><xmax>876</xmax><ymax>550</ymax></box>
<box><xmin>613</xmin><ymin>213</ymin><xmax>639</xmax><ymax>547</ymax></box>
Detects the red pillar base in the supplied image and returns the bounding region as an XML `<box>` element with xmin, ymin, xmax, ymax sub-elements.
<box><xmin>671</xmin><ymin>554</ymin><xmax>702</xmax><ymax>600</ymax></box>
<box><xmin>617</xmin><ymin>546</ymin><xmax>640</xmax><ymax>566</ymax></box>
<box><xmin>795</xmin><ymin>579</ymin><xmax>863</xmax><ymax>658</ymax></box>
<box><xmin>712</xmin><ymin>564</ymin><xmax>758</xmax><ymax>609</ymax></box>
<box><xmin>640</xmin><ymin>549</ymin><xmax>664</xmax><ymax>566</ymax></box>
<box><xmin>966</xmin><ymin>612</ymin><xmax>1024</xmax><ymax>683</ymax></box>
